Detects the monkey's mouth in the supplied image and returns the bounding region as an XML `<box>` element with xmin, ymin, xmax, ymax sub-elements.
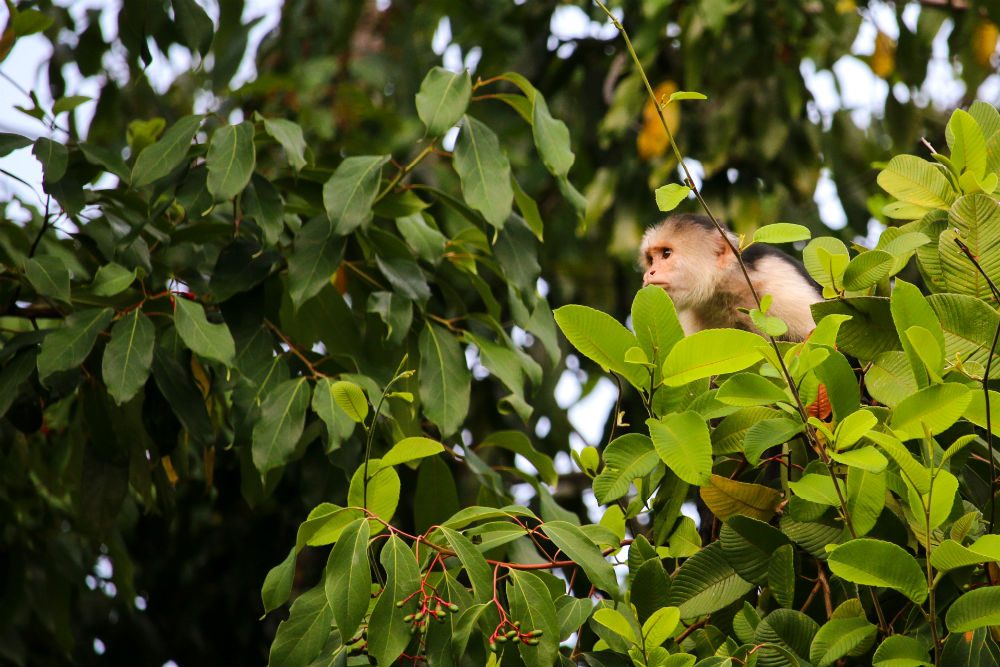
<box><xmin>644</xmin><ymin>281</ymin><xmax>672</xmax><ymax>291</ymax></box>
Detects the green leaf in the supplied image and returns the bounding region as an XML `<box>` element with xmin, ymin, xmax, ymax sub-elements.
<box><xmin>453</xmin><ymin>115</ymin><xmax>513</xmax><ymax>228</ymax></box>
<box><xmin>939</xmin><ymin>195</ymin><xmax>1000</xmax><ymax>301</ymax></box>
<box><xmin>324</xmin><ymin>518</ymin><xmax>371</xmax><ymax>642</ymax></box>
<box><xmin>206</xmin><ymin>121</ymin><xmax>256</xmax><ymax>200</ymax></box>
<box><xmin>877</xmin><ymin>155</ymin><xmax>956</xmax><ymax>209</ymax></box>
<box><xmin>593</xmin><ymin>608</ymin><xmax>638</xmax><ymax>645</ymax></box>
<box><xmin>532</xmin><ymin>93</ymin><xmax>574</xmax><ymax>178</ymax></box>
<box><xmin>329</xmin><ymin>380</ymin><xmax>368</xmax><ymax>424</ymax></box>
<box><xmin>717</xmin><ymin>373</ymin><xmax>788</xmax><ymax>406</ymax></box>
<box><xmin>929</xmin><ymin>292</ymin><xmax>1000</xmax><ymax>368</ymax></box>
<box><xmin>845</xmin><ymin>466</ymin><xmax>886</xmax><ymax>537</ymax></box>
<box><xmin>642</xmin><ymin>606</ymin><xmax>680</xmax><ymax>648</ymax></box>
<box><xmin>367</xmin><ymin>535</ymin><xmax>422</xmax><ymax>666</ymax></box>
<box><xmin>131</xmin><ymin>114</ymin><xmax>203</xmax><ymax>187</ymax></box>
<box><xmin>251</xmin><ymin>378</ymin><xmax>312</xmax><ymax>474</ymax></box>
<box><xmin>891</xmin><ymin>279</ymin><xmax>944</xmax><ymax>387</ymax></box>
<box><xmin>700</xmin><ymin>474</ymin><xmax>782</xmax><ymax>522</ymax></box>
<box><xmin>311</xmin><ymin>377</ymin><xmax>356</xmax><ymax>448</ymax></box>
<box><xmin>948</xmin><ymin>108</ymin><xmax>988</xmax><ymax>179</ymax></box>
<box><xmin>592</xmin><ymin>434</ymin><xmax>659</xmax><ymax>504</ymax></box>
<box><xmin>752</xmin><ymin>223</ymin><xmax>811</xmax><ymax>244</ymax></box>
<box><xmin>172</xmin><ymin>0</ymin><xmax>214</xmax><ymax>55</ymax></box>
<box><xmin>102</xmin><ymin>310</ymin><xmax>155</xmax><ymax>405</ymax></box>
<box><xmin>661</xmin><ymin>329</ymin><xmax>766</xmax><ymax>386</ymax></box>
<box><xmin>631</xmin><ymin>284</ymin><xmax>685</xmax><ymax>374</ymax></box>
<box><xmin>810</xmin><ymin>617</ymin><xmax>877</xmax><ymax>667</ymax></box>
<box><xmin>52</xmin><ymin>95</ymin><xmax>91</xmax><ymax>116</ymax></box>
<box><xmin>843</xmin><ymin>250</ymin><xmax>893</xmax><ymax>291</ymax></box>
<box><xmin>647</xmin><ymin>411</ymin><xmax>712</xmax><ymax>486</ymax></box>
<box><xmin>261</xmin><ymin>548</ymin><xmax>295</xmax><ymax>616</ymax></box>
<box><xmin>507</xmin><ymin>570</ymin><xmax>561</xmax><ymax>667</ymax></box>
<box><xmin>348</xmin><ymin>461</ymin><xmax>400</xmax><ymax>524</ymax></box>
<box><xmin>720</xmin><ymin>515</ymin><xmax>791</xmax><ymax>584</ymax></box>
<box><xmin>418</xmin><ymin>323</ymin><xmax>471</xmax><ymax>438</ymax></box>
<box><xmin>438</xmin><ymin>526</ymin><xmax>493</xmax><ymax>604</ymax></box>
<box><xmin>889</xmin><ymin>382</ymin><xmax>972</xmax><ymax>440</ymax></box>
<box><xmin>379</xmin><ymin>436</ymin><xmax>444</xmax><ymax>468</ymax></box>
<box><xmin>654</xmin><ymin>184</ymin><xmax>691</xmax><ymax>212</ymax></box>
<box><xmin>323</xmin><ymin>155</ymin><xmax>389</xmax><ymax>235</ymax></box>
<box><xmin>33</xmin><ymin>137</ymin><xmax>67</xmax><ymax>182</ymax></box>
<box><xmin>788</xmin><ymin>473</ymin><xmax>840</xmax><ymax>506</ymax></box>
<box><xmin>553</xmin><ymin>304</ymin><xmax>646</xmax><ymax>390</ymax></box>
<box><xmin>541</xmin><ymin>521</ymin><xmax>620</xmax><ymax>597</ymax></box>
<box><xmin>946</xmin><ymin>587</ymin><xmax>1000</xmax><ymax>633</ymax></box>
<box><xmin>668</xmin><ymin>542</ymin><xmax>754</xmax><ymax>618</ymax></box>
<box><xmin>262</xmin><ymin>117</ymin><xmax>307</xmax><ymax>171</ymax></box>
<box><xmin>872</xmin><ymin>635</ymin><xmax>932</xmax><ymax>667</ymax></box>
<box><xmin>90</xmin><ymin>263</ymin><xmax>136</xmax><ymax>297</ymax></box>
<box><xmin>266</xmin><ymin>586</ymin><xmax>332</xmax><ymax>667</ymax></box>
<box><xmin>12</xmin><ymin>8</ymin><xmax>53</xmax><ymax>35</ymax></box>
<box><xmin>743</xmin><ymin>417</ymin><xmax>804</xmax><ymax>465</ymax></box>
<box><xmin>930</xmin><ymin>535</ymin><xmax>1000</xmax><ymax>572</ymax></box>
<box><xmin>24</xmin><ymin>255</ymin><xmax>70</xmax><ymax>303</ymax></box>
<box><xmin>834</xmin><ymin>409</ymin><xmax>879</xmax><ymax>451</ymax></box>
<box><xmin>667</xmin><ymin>90</ymin><xmax>708</xmax><ymax>103</ymax></box>
<box><xmin>174</xmin><ymin>298</ymin><xmax>235</xmax><ymax>365</ymax></box>
<box><xmin>804</xmin><ymin>238</ymin><xmax>850</xmax><ymax>293</ymax></box>
<box><xmin>0</xmin><ymin>133</ymin><xmax>32</xmax><ymax>157</ymax></box>
<box><xmin>37</xmin><ymin>308</ymin><xmax>114</xmax><ymax>380</ymax></box>
<box><xmin>415</xmin><ymin>67</ymin><xmax>472</xmax><ymax>137</ymax></box>
<box><xmin>827</xmin><ymin>539</ymin><xmax>927</xmax><ymax>603</ymax></box>
<box><xmin>287</xmin><ymin>218</ymin><xmax>346</xmax><ymax>309</ymax></box>
<box><xmin>769</xmin><ymin>543</ymin><xmax>796</xmax><ymax>608</ymax></box>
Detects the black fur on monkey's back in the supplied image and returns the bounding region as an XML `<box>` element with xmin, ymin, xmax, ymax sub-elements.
<box><xmin>674</xmin><ymin>213</ymin><xmax>820</xmax><ymax>290</ymax></box>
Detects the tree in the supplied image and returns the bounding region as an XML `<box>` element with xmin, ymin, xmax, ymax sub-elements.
<box><xmin>1</xmin><ymin>1</ymin><xmax>999</xmax><ymax>666</ymax></box>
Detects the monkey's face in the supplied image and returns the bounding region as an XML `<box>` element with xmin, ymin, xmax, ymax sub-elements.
<box><xmin>640</xmin><ymin>220</ymin><xmax>730</xmax><ymax>309</ymax></box>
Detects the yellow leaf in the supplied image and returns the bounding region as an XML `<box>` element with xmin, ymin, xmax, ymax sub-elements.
<box><xmin>973</xmin><ymin>20</ymin><xmax>999</xmax><ymax>68</ymax></box>
<box><xmin>871</xmin><ymin>31</ymin><xmax>895</xmax><ymax>79</ymax></box>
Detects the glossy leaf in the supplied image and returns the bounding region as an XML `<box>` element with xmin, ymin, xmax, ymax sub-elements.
<box><xmin>330</xmin><ymin>380</ymin><xmax>368</xmax><ymax>424</ymax></box>
<box><xmin>174</xmin><ymin>298</ymin><xmax>235</xmax><ymax>365</ymax></box>
<box><xmin>661</xmin><ymin>329</ymin><xmax>766</xmax><ymax>386</ymax></box>
<box><xmin>418</xmin><ymin>323</ymin><xmax>471</xmax><ymax>437</ymax></box>
<box><xmin>700</xmin><ymin>474</ymin><xmax>782</xmax><ymax>522</ymax></box>
<box><xmin>131</xmin><ymin>114</ymin><xmax>202</xmax><ymax>186</ymax></box>
<box><xmin>752</xmin><ymin>223</ymin><xmax>811</xmax><ymax>244</ymax></box>
<box><xmin>647</xmin><ymin>411</ymin><xmax>712</xmax><ymax>486</ymax></box>
<box><xmin>810</xmin><ymin>617</ymin><xmax>877</xmax><ymax>667</ymax></box>
<box><xmin>251</xmin><ymin>378</ymin><xmax>311</xmax><ymax>474</ymax></box>
<box><xmin>877</xmin><ymin>155</ymin><xmax>956</xmax><ymax>209</ymax></box>
<box><xmin>415</xmin><ymin>67</ymin><xmax>471</xmax><ymax>137</ymax></box>
<box><xmin>324</xmin><ymin>518</ymin><xmax>371</xmax><ymax>642</ymax></box>
<box><xmin>24</xmin><ymin>255</ymin><xmax>70</xmax><ymax>303</ymax></box>
<box><xmin>554</xmin><ymin>304</ymin><xmax>646</xmax><ymax>389</ymax></box>
<box><xmin>37</xmin><ymin>308</ymin><xmax>114</xmax><ymax>380</ymax></box>
<box><xmin>266</xmin><ymin>586</ymin><xmax>332</xmax><ymax>667</ymax></box>
<box><xmin>507</xmin><ymin>570</ymin><xmax>560</xmax><ymax>667</ymax></box>
<box><xmin>102</xmin><ymin>310</ymin><xmax>155</xmax><ymax>405</ymax></box>
<box><xmin>323</xmin><ymin>155</ymin><xmax>389</xmax><ymax>234</ymax></box>
<box><xmin>668</xmin><ymin>543</ymin><xmax>754</xmax><ymax>619</ymax></box>
<box><xmin>367</xmin><ymin>535</ymin><xmax>421</xmax><ymax>666</ymax></box>
<box><xmin>541</xmin><ymin>521</ymin><xmax>619</xmax><ymax>597</ymax></box>
<box><xmin>654</xmin><ymin>184</ymin><xmax>690</xmax><ymax>212</ymax></box>
<box><xmin>206</xmin><ymin>121</ymin><xmax>256</xmax><ymax>200</ymax></box>
<box><xmin>379</xmin><ymin>436</ymin><xmax>444</xmax><ymax>468</ymax></box>
<box><xmin>828</xmin><ymin>539</ymin><xmax>927</xmax><ymax>603</ymax></box>
<box><xmin>262</xmin><ymin>117</ymin><xmax>307</xmax><ymax>171</ymax></box>
<box><xmin>453</xmin><ymin>115</ymin><xmax>513</xmax><ymax>228</ymax></box>
<box><xmin>592</xmin><ymin>434</ymin><xmax>659</xmax><ymax>504</ymax></box>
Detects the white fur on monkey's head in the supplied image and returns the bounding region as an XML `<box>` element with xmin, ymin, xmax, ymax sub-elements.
<box><xmin>639</xmin><ymin>214</ymin><xmax>739</xmax><ymax>309</ymax></box>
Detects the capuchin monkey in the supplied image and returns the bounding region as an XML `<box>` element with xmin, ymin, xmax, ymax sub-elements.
<box><xmin>640</xmin><ymin>214</ymin><xmax>822</xmax><ymax>341</ymax></box>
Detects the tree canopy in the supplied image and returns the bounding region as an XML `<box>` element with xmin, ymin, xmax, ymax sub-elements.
<box><xmin>2</xmin><ymin>1</ymin><xmax>1000</xmax><ymax>666</ymax></box>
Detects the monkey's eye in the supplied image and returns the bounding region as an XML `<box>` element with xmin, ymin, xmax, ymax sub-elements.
<box><xmin>660</xmin><ymin>248</ymin><xmax>672</xmax><ymax>259</ymax></box>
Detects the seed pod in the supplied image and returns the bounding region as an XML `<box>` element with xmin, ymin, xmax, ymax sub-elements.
<box><xmin>447</xmin><ymin>602</ymin><xmax>459</xmax><ymax>612</ymax></box>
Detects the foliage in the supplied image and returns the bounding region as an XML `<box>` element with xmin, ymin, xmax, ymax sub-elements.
<box><xmin>3</xmin><ymin>0</ymin><xmax>1000</xmax><ymax>666</ymax></box>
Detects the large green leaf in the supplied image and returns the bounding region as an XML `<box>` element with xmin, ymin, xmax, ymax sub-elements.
<box><xmin>768</xmin><ymin>544</ymin><xmax>796</xmax><ymax>609</ymax></box>
<box><xmin>948</xmin><ymin>108</ymin><xmax>988</xmax><ymax>179</ymax></box>
<box><xmin>720</xmin><ymin>515</ymin><xmax>790</xmax><ymax>584</ymax></box>
<box><xmin>827</xmin><ymin>539</ymin><xmax>927</xmax><ymax>603</ymax></box>
<box><xmin>131</xmin><ymin>114</ymin><xmax>202</xmax><ymax>186</ymax></box>
<box><xmin>592</xmin><ymin>434</ymin><xmax>659</xmax><ymax>504</ymax></box>
<box><xmin>206</xmin><ymin>121</ymin><xmax>256</xmax><ymax>200</ymax></box>
<box><xmin>812</xmin><ymin>297</ymin><xmax>900</xmax><ymax>362</ymax></box>
<box><xmin>843</xmin><ymin>250</ymin><xmax>893</xmax><ymax>291</ymax></box>
<box><xmin>24</xmin><ymin>255</ymin><xmax>70</xmax><ymax>303</ymax></box>
<box><xmin>928</xmin><ymin>293</ymin><xmax>999</xmax><ymax>367</ymax></box>
<box><xmin>809</xmin><ymin>617</ymin><xmax>877</xmax><ymax>667</ymax></box>
<box><xmin>553</xmin><ymin>304</ymin><xmax>646</xmax><ymax>390</ymax></box>
<box><xmin>367</xmin><ymin>535</ymin><xmax>421</xmax><ymax>666</ymax></box>
<box><xmin>872</xmin><ymin>635</ymin><xmax>932</xmax><ymax>667</ymax></box>
<box><xmin>287</xmin><ymin>218</ymin><xmax>346</xmax><ymax>308</ymax></box>
<box><xmin>37</xmin><ymin>308</ymin><xmax>114</xmax><ymax>380</ymax></box>
<box><xmin>418</xmin><ymin>323</ymin><xmax>471</xmax><ymax>437</ymax></box>
<box><xmin>845</xmin><ymin>466</ymin><xmax>886</xmax><ymax>537</ymax></box>
<box><xmin>479</xmin><ymin>431</ymin><xmax>557</xmax><ymax>486</ymax></box>
<box><xmin>668</xmin><ymin>542</ymin><xmax>754</xmax><ymax>619</ymax></box>
<box><xmin>266</xmin><ymin>586</ymin><xmax>332</xmax><ymax>667</ymax></box>
<box><xmin>889</xmin><ymin>382</ymin><xmax>972</xmax><ymax>440</ymax></box>
<box><xmin>438</xmin><ymin>526</ymin><xmax>494</xmax><ymax>604</ymax></box>
<box><xmin>324</xmin><ymin>518</ymin><xmax>371</xmax><ymax>642</ymax></box>
<box><xmin>251</xmin><ymin>378</ymin><xmax>311</xmax><ymax>474</ymax></box>
<box><xmin>946</xmin><ymin>587</ymin><xmax>1000</xmax><ymax>633</ymax></box>
<box><xmin>323</xmin><ymin>155</ymin><xmax>389</xmax><ymax>235</ymax></box>
<box><xmin>939</xmin><ymin>195</ymin><xmax>1000</xmax><ymax>301</ymax></box>
<box><xmin>754</xmin><ymin>608</ymin><xmax>818</xmax><ymax>666</ymax></box>
<box><xmin>717</xmin><ymin>373</ymin><xmax>789</xmax><ymax>407</ymax></box>
<box><xmin>661</xmin><ymin>329</ymin><xmax>766</xmax><ymax>386</ymax></box>
<box><xmin>877</xmin><ymin>155</ymin><xmax>955</xmax><ymax>209</ymax></box>
<box><xmin>890</xmin><ymin>279</ymin><xmax>944</xmax><ymax>386</ymax></box>
<box><xmin>743</xmin><ymin>418</ymin><xmax>805</xmax><ymax>465</ymax></box>
<box><xmin>647</xmin><ymin>411</ymin><xmax>712</xmax><ymax>486</ymax></box>
<box><xmin>102</xmin><ymin>310</ymin><xmax>155</xmax><ymax>405</ymax></box>
<box><xmin>453</xmin><ymin>115</ymin><xmax>513</xmax><ymax>228</ymax></box>
<box><xmin>542</xmin><ymin>521</ymin><xmax>619</xmax><ymax>597</ymax></box>
<box><xmin>415</xmin><ymin>67</ymin><xmax>471</xmax><ymax>137</ymax></box>
<box><xmin>174</xmin><ymin>298</ymin><xmax>236</xmax><ymax>365</ymax></box>
<box><xmin>866</xmin><ymin>351</ymin><xmax>918</xmax><ymax>408</ymax></box>
<box><xmin>379</xmin><ymin>436</ymin><xmax>444</xmax><ymax>468</ymax></box>
<box><xmin>347</xmin><ymin>460</ymin><xmax>400</xmax><ymax>525</ymax></box>
<box><xmin>931</xmin><ymin>535</ymin><xmax>1000</xmax><ymax>571</ymax></box>
<box><xmin>630</xmin><ymin>285</ymin><xmax>684</xmax><ymax>375</ymax></box>
<box><xmin>531</xmin><ymin>93</ymin><xmax>574</xmax><ymax>178</ymax></box>
<box><xmin>261</xmin><ymin>117</ymin><xmax>308</xmax><ymax>171</ymax></box>
<box><xmin>507</xmin><ymin>570</ymin><xmax>561</xmax><ymax>667</ymax></box>
<box><xmin>311</xmin><ymin>378</ymin><xmax>356</xmax><ymax>448</ymax></box>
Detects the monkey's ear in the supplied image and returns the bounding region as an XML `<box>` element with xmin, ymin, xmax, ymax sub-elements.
<box><xmin>714</xmin><ymin>234</ymin><xmax>730</xmax><ymax>257</ymax></box>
